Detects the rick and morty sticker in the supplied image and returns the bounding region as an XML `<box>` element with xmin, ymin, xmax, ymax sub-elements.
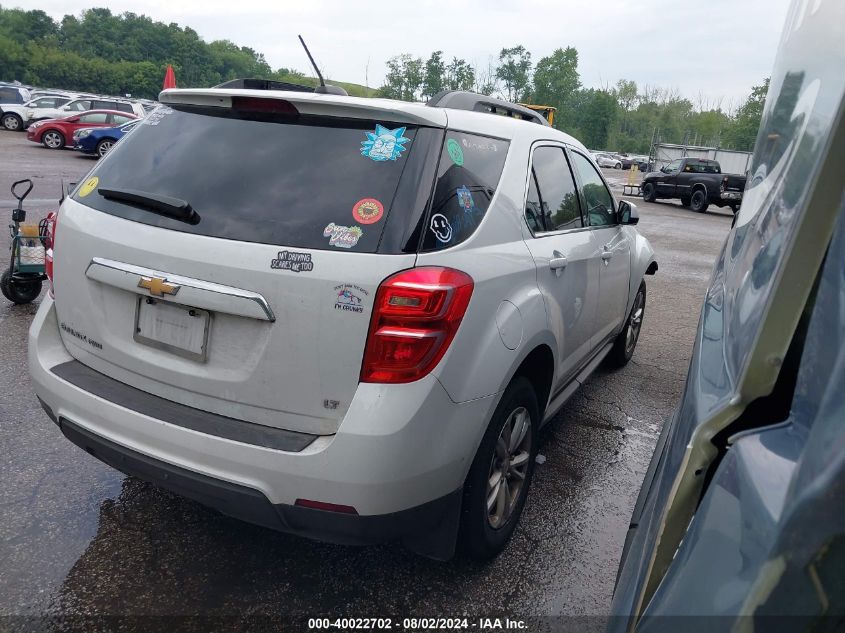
<box><xmin>361</xmin><ymin>125</ymin><xmax>410</xmax><ymax>161</ymax></box>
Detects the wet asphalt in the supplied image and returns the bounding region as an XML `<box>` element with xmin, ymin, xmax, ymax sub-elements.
<box><xmin>0</xmin><ymin>132</ymin><xmax>733</xmax><ymax>624</ymax></box>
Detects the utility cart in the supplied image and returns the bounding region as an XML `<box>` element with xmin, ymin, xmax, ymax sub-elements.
<box><xmin>1</xmin><ymin>179</ymin><xmax>49</xmax><ymax>305</ymax></box>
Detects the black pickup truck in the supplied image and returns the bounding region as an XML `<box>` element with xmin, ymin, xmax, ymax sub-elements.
<box><xmin>641</xmin><ymin>157</ymin><xmax>746</xmax><ymax>213</ymax></box>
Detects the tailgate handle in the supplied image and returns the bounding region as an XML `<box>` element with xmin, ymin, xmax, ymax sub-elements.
<box><xmin>85</xmin><ymin>257</ymin><xmax>275</xmax><ymax>322</ymax></box>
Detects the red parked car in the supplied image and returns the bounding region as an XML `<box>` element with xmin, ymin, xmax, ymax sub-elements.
<box><xmin>26</xmin><ymin>110</ymin><xmax>139</xmax><ymax>150</ymax></box>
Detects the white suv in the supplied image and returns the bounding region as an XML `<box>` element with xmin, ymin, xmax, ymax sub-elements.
<box><xmin>29</xmin><ymin>89</ymin><xmax>656</xmax><ymax>560</ymax></box>
<box><xmin>12</xmin><ymin>96</ymin><xmax>146</xmax><ymax>129</ymax></box>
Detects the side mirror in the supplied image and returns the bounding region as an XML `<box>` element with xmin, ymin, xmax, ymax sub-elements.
<box><xmin>619</xmin><ymin>200</ymin><xmax>639</xmax><ymax>225</ymax></box>
<box><xmin>659</xmin><ymin>166</ymin><xmax>667</xmax><ymax>173</ymax></box>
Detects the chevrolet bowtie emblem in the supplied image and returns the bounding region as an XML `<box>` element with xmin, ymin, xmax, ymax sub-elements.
<box><xmin>138</xmin><ymin>276</ymin><xmax>180</xmax><ymax>297</ymax></box>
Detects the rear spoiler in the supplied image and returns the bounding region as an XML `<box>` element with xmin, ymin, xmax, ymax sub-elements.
<box><xmin>159</xmin><ymin>89</ymin><xmax>448</xmax><ymax>128</ymax></box>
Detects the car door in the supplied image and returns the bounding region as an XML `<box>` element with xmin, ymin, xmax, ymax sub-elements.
<box><xmin>521</xmin><ymin>144</ymin><xmax>599</xmax><ymax>389</ymax></box>
<box><xmin>568</xmin><ymin>148</ymin><xmax>632</xmax><ymax>348</ymax></box>
<box><xmin>656</xmin><ymin>158</ymin><xmax>683</xmax><ymax>197</ymax></box>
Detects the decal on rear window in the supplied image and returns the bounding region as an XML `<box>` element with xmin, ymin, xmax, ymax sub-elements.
<box><xmin>144</xmin><ymin>106</ymin><xmax>173</xmax><ymax>126</ymax></box>
<box><xmin>333</xmin><ymin>283</ymin><xmax>369</xmax><ymax>314</ymax></box>
<box><xmin>429</xmin><ymin>214</ymin><xmax>453</xmax><ymax>243</ymax></box>
<box><xmin>78</xmin><ymin>176</ymin><xmax>98</xmax><ymax>197</ymax></box>
<box><xmin>270</xmin><ymin>250</ymin><xmax>314</xmax><ymax>273</ymax></box>
<box><xmin>456</xmin><ymin>186</ymin><xmax>475</xmax><ymax>212</ymax></box>
<box><xmin>323</xmin><ymin>223</ymin><xmax>363</xmax><ymax>249</ymax></box>
<box><xmin>446</xmin><ymin>139</ymin><xmax>464</xmax><ymax>166</ymax></box>
<box><xmin>360</xmin><ymin>125</ymin><xmax>410</xmax><ymax>162</ymax></box>
<box><xmin>352</xmin><ymin>198</ymin><xmax>384</xmax><ymax>224</ymax></box>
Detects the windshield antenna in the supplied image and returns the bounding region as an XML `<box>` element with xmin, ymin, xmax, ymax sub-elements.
<box><xmin>297</xmin><ymin>35</ymin><xmax>347</xmax><ymax>96</ymax></box>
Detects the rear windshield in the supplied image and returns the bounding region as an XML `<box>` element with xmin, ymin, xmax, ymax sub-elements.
<box><xmin>72</xmin><ymin>104</ymin><xmax>442</xmax><ymax>253</ymax></box>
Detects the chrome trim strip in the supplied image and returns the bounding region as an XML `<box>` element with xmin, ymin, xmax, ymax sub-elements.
<box><xmin>85</xmin><ymin>257</ymin><xmax>276</xmax><ymax>322</ymax></box>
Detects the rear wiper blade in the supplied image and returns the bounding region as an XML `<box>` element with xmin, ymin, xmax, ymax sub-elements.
<box><xmin>98</xmin><ymin>188</ymin><xmax>200</xmax><ymax>225</ymax></box>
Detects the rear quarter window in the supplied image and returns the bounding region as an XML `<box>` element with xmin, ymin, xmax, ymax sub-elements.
<box><xmin>420</xmin><ymin>132</ymin><xmax>509</xmax><ymax>251</ymax></box>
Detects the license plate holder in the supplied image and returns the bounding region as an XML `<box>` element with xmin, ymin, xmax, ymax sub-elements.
<box><xmin>134</xmin><ymin>297</ymin><xmax>211</xmax><ymax>362</ymax></box>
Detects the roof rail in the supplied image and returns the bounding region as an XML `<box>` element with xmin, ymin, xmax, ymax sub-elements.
<box><xmin>426</xmin><ymin>90</ymin><xmax>551</xmax><ymax>126</ymax></box>
<box><xmin>213</xmin><ymin>78</ymin><xmax>348</xmax><ymax>96</ymax></box>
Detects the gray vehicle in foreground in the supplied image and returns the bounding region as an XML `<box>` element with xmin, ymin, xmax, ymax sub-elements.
<box><xmin>610</xmin><ymin>0</ymin><xmax>845</xmax><ymax>630</ymax></box>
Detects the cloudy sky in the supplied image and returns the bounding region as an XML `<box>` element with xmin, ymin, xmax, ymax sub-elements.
<box><xmin>31</xmin><ymin>0</ymin><xmax>791</xmax><ymax>106</ymax></box>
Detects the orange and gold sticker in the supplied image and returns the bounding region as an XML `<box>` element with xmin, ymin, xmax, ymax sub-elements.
<box><xmin>352</xmin><ymin>198</ymin><xmax>384</xmax><ymax>225</ymax></box>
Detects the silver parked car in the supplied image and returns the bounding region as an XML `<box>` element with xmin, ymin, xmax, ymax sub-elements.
<box><xmin>29</xmin><ymin>88</ymin><xmax>656</xmax><ymax>560</ymax></box>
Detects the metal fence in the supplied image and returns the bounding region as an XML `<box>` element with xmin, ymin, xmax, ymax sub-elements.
<box><xmin>650</xmin><ymin>143</ymin><xmax>752</xmax><ymax>175</ymax></box>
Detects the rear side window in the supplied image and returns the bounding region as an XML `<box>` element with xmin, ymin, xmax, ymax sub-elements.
<box><xmin>79</xmin><ymin>112</ymin><xmax>109</xmax><ymax>124</ymax></box>
<box><xmin>530</xmin><ymin>146</ymin><xmax>582</xmax><ymax>231</ymax></box>
<box><xmin>67</xmin><ymin>100</ymin><xmax>91</xmax><ymax>112</ymax></box>
<box><xmin>72</xmin><ymin>104</ymin><xmax>440</xmax><ymax>253</ymax></box>
<box><xmin>420</xmin><ymin>132</ymin><xmax>509</xmax><ymax>251</ymax></box>
<box><xmin>0</xmin><ymin>87</ymin><xmax>23</xmax><ymax>103</ymax></box>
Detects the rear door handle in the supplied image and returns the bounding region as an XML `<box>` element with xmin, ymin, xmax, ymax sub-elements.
<box><xmin>549</xmin><ymin>251</ymin><xmax>568</xmax><ymax>276</ymax></box>
<box><xmin>601</xmin><ymin>248</ymin><xmax>613</xmax><ymax>262</ymax></box>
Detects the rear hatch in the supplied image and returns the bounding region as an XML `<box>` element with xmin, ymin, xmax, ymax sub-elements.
<box><xmin>53</xmin><ymin>96</ymin><xmax>444</xmax><ymax>435</ymax></box>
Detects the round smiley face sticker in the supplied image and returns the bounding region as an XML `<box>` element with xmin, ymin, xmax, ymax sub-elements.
<box><xmin>446</xmin><ymin>138</ymin><xmax>464</xmax><ymax>166</ymax></box>
<box><xmin>352</xmin><ymin>198</ymin><xmax>384</xmax><ymax>224</ymax></box>
<box><xmin>78</xmin><ymin>176</ymin><xmax>99</xmax><ymax>197</ymax></box>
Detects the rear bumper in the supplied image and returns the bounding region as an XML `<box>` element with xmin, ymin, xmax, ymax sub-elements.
<box><xmin>720</xmin><ymin>191</ymin><xmax>742</xmax><ymax>201</ymax></box>
<box><xmin>29</xmin><ymin>297</ymin><xmax>494</xmax><ymax>556</ymax></box>
<box><xmin>55</xmin><ymin>415</ymin><xmax>461</xmax><ymax>554</ymax></box>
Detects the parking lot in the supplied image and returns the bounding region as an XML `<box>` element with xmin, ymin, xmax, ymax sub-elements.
<box><xmin>0</xmin><ymin>131</ymin><xmax>733</xmax><ymax>620</ymax></box>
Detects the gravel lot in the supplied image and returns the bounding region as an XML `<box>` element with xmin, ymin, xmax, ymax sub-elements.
<box><xmin>0</xmin><ymin>130</ymin><xmax>733</xmax><ymax>624</ymax></box>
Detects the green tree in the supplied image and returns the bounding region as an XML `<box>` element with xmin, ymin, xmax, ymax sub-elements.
<box><xmin>380</xmin><ymin>54</ymin><xmax>423</xmax><ymax>101</ymax></box>
<box><xmin>496</xmin><ymin>45</ymin><xmax>531</xmax><ymax>102</ymax></box>
<box><xmin>723</xmin><ymin>78</ymin><xmax>770</xmax><ymax>151</ymax></box>
<box><xmin>422</xmin><ymin>50</ymin><xmax>446</xmax><ymax>99</ymax></box>
<box><xmin>532</xmin><ymin>47</ymin><xmax>581</xmax><ymax>129</ymax></box>
<box><xmin>572</xmin><ymin>89</ymin><xmax>617</xmax><ymax>149</ymax></box>
<box><xmin>445</xmin><ymin>57</ymin><xmax>474</xmax><ymax>92</ymax></box>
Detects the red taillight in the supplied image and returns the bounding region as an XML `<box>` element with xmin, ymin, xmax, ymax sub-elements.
<box><xmin>44</xmin><ymin>210</ymin><xmax>58</xmax><ymax>297</ymax></box>
<box><xmin>360</xmin><ymin>267</ymin><xmax>474</xmax><ymax>384</ymax></box>
<box><xmin>294</xmin><ymin>499</ymin><xmax>358</xmax><ymax>514</ymax></box>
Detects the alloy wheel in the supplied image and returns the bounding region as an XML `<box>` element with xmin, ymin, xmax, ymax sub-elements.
<box><xmin>3</xmin><ymin>115</ymin><xmax>20</xmax><ymax>131</ymax></box>
<box><xmin>44</xmin><ymin>132</ymin><xmax>62</xmax><ymax>149</ymax></box>
<box><xmin>98</xmin><ymin>141</ymin><xmax>113</xmax><ymax>157</ymax></box>
<box><xmin>625</xmin><ymin>288</ymin><xmax>645</xmax><ymax>354</ymax></box>
<box><xmin>486</xmin><ymin>406</ymin><xmax>532</xmax><ymax>529</ymax></box>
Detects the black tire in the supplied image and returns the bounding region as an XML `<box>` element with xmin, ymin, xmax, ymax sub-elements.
<box><xmin>2</xmin><ymin>113</ymin><xmax>23</xmax><ymax>131</ymax></box>
<box><xmin>607</xmin><ymin>281</ymin><xmax>646</xmax><ymax>368</ymax></box>
<box><xmin>41</xmin><ymin>129</ymin><xmax>65</xmax><ymax>149</ymax></box>
<box><xmin>689</xmin><ymin>188</ymin><xmax>709</xmax><ymax>213</ymax></box>
<box><xmin>459</xmin><ymin>376</ymin><xmax>539</xmax><ymax>561</ymax></box>
<box><xmin>96</xmin><ymin>138</ymin><xmax>115</xmax><ymax>158</ymax></box>
<box><xmin>681</xmin><ymin>196</ymin><xmax>691</xmax><ymax>208</ymax></box>
<box><xmin>1</xmin><ymin>268</ymin><xmax>42</xmax><ymax>304</ymax></box>
<box><xmin>642</xmin><ymin>182</ymin><xmax>657</xmax><ymax>202</ymax></box>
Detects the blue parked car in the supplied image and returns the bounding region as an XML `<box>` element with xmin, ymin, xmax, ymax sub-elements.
<box><xmin>609</xmin><ymin>0</ymin><xmax>845</xmax><ymax>630</ymax></box>
<box><xmin>73</xmin><ymin>120</ymin><xmax>140</xmax><ymax>158</ymax></box>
